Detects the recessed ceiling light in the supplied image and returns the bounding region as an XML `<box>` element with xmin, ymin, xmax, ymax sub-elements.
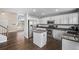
<box><xmin>1</xmin><ymin>12</ymin><xmax>5</xmax><ymax>15</ymax></box>
<box><xmin>56</xmin><ymin>9</ymin><xmax>58</xmax><ymax>12</ymax></box>
<box><xmin>33</xmin><ymin>9</ymin><xmax>36</xmax><ymax>12</ymax></box>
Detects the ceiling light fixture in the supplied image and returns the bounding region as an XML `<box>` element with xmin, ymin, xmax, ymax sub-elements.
<box><xmin>1</xmin><ymin>12</ymin><xmax>5</xmax><ymax>15</ymax></box>
<box><xmin>33</xmin><ymin>9</ymin><xmax>36</xmax><ymax>12</ymax></box>
<box><xmin>56</xmin><ymin>9</ymin><xmax>58</xmax><ymax>12</ymax></box>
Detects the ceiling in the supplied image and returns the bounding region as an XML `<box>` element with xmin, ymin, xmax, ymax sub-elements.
<box><xmin>0</xmin><ymin>8</ymin><xmax>76</xmax><ymax>18</ymax></box>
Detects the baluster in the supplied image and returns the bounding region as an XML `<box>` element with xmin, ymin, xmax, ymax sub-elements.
<box><xmin>2</xmin><ymin>27</ymin><xmax>3</xmax><ymax>35</ymax></box>
<box><xmin>6</xmin><ymin>26</ymin><xmax>8</xmax><ymax>36</ymax></box>
<box><xmin>3</xmin><ymin>29</ymin><xmax>5</xmax><ymax>35</ymax></box>
<box><xmin>2</xmin><ymin>28</ymin><xmax>4</xmax><ymax>35</ymax></box>
<box><xmin>0</xmin><ymin>25</ymin><xmax>8</xmax><ymax>37</ymax></box>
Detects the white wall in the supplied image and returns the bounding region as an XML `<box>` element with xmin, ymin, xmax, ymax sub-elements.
<box><xmin>8</xmin><ymin>13</ymin><xmax>17</xmax><ymax>32</ymax></box>
<box><xmin>0</xmin><ymin>12</ymin><xmax>17</xmax><ymax>33</ymax></box>
<box><xmin>0</xmin><ymin>13</ymin><xmax>8</xmax><ymax>27</ymax></box>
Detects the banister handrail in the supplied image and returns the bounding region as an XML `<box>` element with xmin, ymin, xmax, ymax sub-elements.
<box><xmin>0</xmin><ymin>24</ymin><xmax>8</xmax><ymax>36</ymax></box>
<box><xmin>0</xmin><ymin>25</ymin><xmax>8</xmax><ymax>30</ymax></box>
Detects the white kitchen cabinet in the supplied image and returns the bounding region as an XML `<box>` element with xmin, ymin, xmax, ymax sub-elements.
<box><xmin>55</xmin><ymin>20</ymin><xmax>59</xmax><ymax>24</ymax></box>
<box><xmin>68</xmin><ymin>14</ymin><xmax>73</xmax><ymax>24</ymax></box>
<box><xmin>62</xmin><ymin>39</ymin><xmax>79</xmax><ymax>50</ymax></box>
<box><xmin>33</xmin><ymin>30</ymin><xmax>47</xmax><ymax>48</ymax></box>
<box><xmin>68</xmin><ymin>13</ymin><xmax>78</xmax><ymax>24</ymax></box>
<box><xmin>72</xmin><ymin>13</ymin><xmax>78</xmax><ymax>24</ymax></box>
<box><xmin>53</xmin><ymin>30</ymin><xmax>65</xmax><ymax>40</ymax></box>
<box><xmin>54</xmin><ymin>13</ymin><xmax>78</xmax><ymax>24</ymax></box>
<box><xmin>60</xmin><ymin>15</ymin><xmax>64</xmax><ymax>24</ymax></box>
<box><xmin>63</xmin><ymin>15</ymin><xmax>69</xmax><ymax>24</ymax></box>
<box><xmin>55</xmin><ymin>16</ymin><xmax>62</xmax><ymax>24</ymax></box>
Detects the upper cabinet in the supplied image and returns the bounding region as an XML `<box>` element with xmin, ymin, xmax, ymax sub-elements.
<box><xmin>68</xmin><ymin>14</ymin><xmax>73</xmax><ymax>24</ymax></box>
<box><xmin>72</xmin><ymin>13</ymin><xmax>78</xmax><ymax>24</ymax></box>
<box><xmin>39</xmin><ymin>12</ymin><xmax>79</xmax><ymax>24</ymax></box>
<box><xmin>54</xmin><ymin>16</ymin><xmax>59</xmax><ymax>24</ymax></box>
<box><xmin>55</xmin><ymin>13</ymin><xmax>79</xmax><ymax>24</ymax></box>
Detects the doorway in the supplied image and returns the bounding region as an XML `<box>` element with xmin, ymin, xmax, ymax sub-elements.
<box><xmin>17</xmin><ymin>15</ymin><xmax>25</xmax><ymax>31</ymax></box>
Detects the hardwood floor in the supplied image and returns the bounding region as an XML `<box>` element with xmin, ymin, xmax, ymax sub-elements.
<box><xmin>0</xmin><ymin>31</ymin><xmax>62</xmax><ymax>50</ymax></box>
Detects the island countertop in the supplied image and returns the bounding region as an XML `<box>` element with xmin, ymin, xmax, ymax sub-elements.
<box><xmin>33</xmin><ymin>29</ymin><xmax>47</xmax><ymax>33</ymax></box>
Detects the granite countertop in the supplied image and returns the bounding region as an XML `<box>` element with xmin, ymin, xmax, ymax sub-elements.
<box><xmin>37</xmin><ymin>26</ymin><xmax>72</xmax><ymax>31</ymax></box>
<box><xmin>33</xmin><ymin>30</ymin><xmax>47</xmax><ymax>33</ymax></box>
<box><xmin>63</xmin><ymin>33</ymin><xmax>79</xmax><ymax>37</ymax></box>
<box><xmin>62</xmin><ymin>33</ymin><xmax>79</xmax><ymax>42</ymax></box>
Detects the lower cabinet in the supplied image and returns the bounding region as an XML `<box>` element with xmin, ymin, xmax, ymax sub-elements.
<box><xmin>53</xmin><ymin>30</ymin><xmax>65</xmax><ymax>40</ymax></box>
<box><xmin>62</xmin><ymin>39</ymin><xmax>79</xmax><ymax>50</ymax></box>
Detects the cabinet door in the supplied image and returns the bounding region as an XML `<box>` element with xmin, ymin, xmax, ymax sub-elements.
<box><xmin>54</xmin><ymin>16</ymin><xmax>58</xmax><ymax>24</ymax></box>
<box><xmin>33</xmin><ymin>33</ymin><xmax>41</xmax><ymax>43</ymax></box>
<box><xmin>68</xmin><ymin>14</ymin><xmax>73</xmax><ymax>24</ymax></box>
<box><xmin>55</xmin><ymin>16</ymin><xmax>60</xmax><ymax>24</ymax></box>
<box><xmin>68</xmin><ymin>13</ymin><xmax>78</xmax><ymax>24</ymax></box>
<box><xmin>54</xmin><ymin>15</ymin><xmax>61</xmax><ymax>24</ymax></box>
<box><xmin>59</xmin><ymin>16</ymin><xmax>62</xmax><ymax>24</ymax></box>
<box><xmin>53</xmin><ymin>30</ymin><xmax>65</xmax><ymax>40</ymax></box>
<box><xmin>62</xmin><ymin>39</ymin><xmax>79</xmax><ymax>50</ymax></box>
<box><xmin>63</xmin><ymin>15</ymin><xmax>69</xmax><ymax>24</ymax></box>
<box><xmin>72</xmin><ymin>13</ymin><xmax>78</xmax><ymax>24</ymax></box>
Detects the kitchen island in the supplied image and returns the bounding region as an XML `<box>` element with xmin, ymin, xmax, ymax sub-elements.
<box><xmin>33</xmin><ymin>29</ymin><xmax>47</xmax><ymax>48</ymax></box>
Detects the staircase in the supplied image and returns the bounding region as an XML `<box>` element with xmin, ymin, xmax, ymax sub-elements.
<box><xmin>0</xmin><ymin>25</ymin><xmax>8</xmax><ymax>43</ymax></box>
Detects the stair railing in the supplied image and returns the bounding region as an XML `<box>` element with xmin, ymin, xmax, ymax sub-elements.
<box><xmin>0</xmin><ymin>25</ymin><xmax>8</xmax><ymax>36</ymax></box>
